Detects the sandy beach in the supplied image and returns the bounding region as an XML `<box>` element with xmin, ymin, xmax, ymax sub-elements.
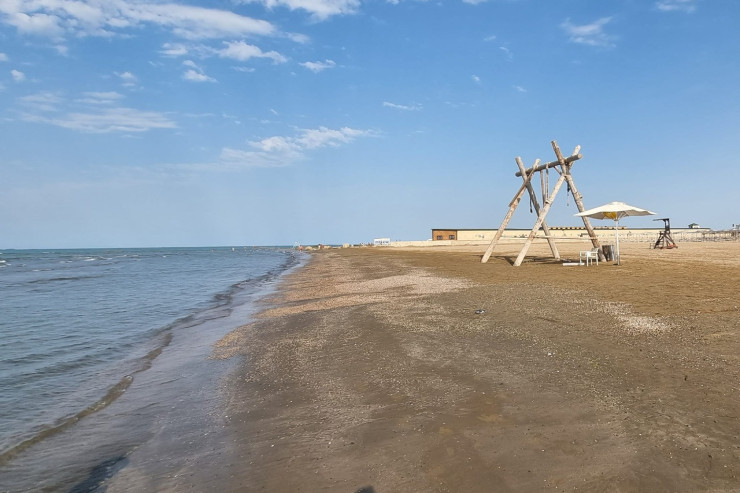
<box><xmin>213</xmin><ymin>241</ymin><xmax>740</xmax><ymax>492</ymax></box>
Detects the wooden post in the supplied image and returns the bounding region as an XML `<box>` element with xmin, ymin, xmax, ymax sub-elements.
<box><xmin>515</xmin><ymin>157</ymin><xmax>560</xmax><ymax>261</ymax></box>
<box><xmin>513</xmin><ymin>171</ymin><xmax>568</xmax><ymax>266</ymax></box>
<box><xmin>481</xmin><ymin>159</ymin><xmax>540</xmax><ymax>263</ymax></box>
<box><xmin>551</xmin><ymin>141</ymin><xmax>603</xmax><ymax>259</ymax></box>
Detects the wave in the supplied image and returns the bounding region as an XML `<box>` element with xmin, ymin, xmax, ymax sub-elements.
<box><xmin>0</xmin><ymin>332</ymin><xmax>172</xmax><ymax>466</ymax></box>
<box><xmin>27</xmin><ymin>275</ymin><xmax>103</xmax><ymax>284</ymax></box>
<box><xmin>0</xmin><ymin>249</ymin><xmax>306</xmax><ymax>466</ymax></box>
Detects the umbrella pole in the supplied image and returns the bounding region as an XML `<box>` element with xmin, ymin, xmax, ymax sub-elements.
<box><xmin>615</xmin><ymin>219</ymin><xmax>620</xmax><ymax>265</ymax></box>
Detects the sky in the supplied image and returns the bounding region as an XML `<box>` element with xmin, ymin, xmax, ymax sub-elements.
<box><xmin>1</xmin><ymin>0</ymin><xmax>739</xmax><ymax>248</ymax></box>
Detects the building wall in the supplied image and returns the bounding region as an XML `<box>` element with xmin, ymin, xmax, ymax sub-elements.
<box><xmin>432</xmin><ymin>229</ymin><xmax>459</xmax><ymax>241</ymax></box>
<box><xmin>431</xmin><ymin>227</ymin><xmax>711</xmax><ymax>242</ymax></box>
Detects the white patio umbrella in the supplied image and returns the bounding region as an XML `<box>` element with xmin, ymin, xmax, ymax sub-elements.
<box><xmin>575</xmin><ymin>201</ymin><xmax>656</xmax><ymax>265</ymax></box>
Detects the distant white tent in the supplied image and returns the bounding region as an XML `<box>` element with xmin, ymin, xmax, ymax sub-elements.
<box><xmin>575</xmin><ymin>201</ymin><xmax>655</xmax><ymax>265</ymax></box>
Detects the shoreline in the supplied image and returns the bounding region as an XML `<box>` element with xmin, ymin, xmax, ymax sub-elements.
<box><xmin>211</xmin><ymin>242</ymin><xmax>740</xmax><ymax>491</ymax></box>
<box><xmin>0</xmin><ymin>249</ymin><xmax>306</xmax><ymax>493</ymax></box>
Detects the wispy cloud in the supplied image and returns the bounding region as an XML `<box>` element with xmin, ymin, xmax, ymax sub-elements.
<box><xmin>23</xmin><ymin>107</ymin><xmax>177</xmax><ymax>133</ymax></box>
<box><xmin>217</xmin><ymin>41</ymin><xmax>286</xmax><ymax>63</ymax></box>
<box><xmin>76</xmin><ymin>91</ymin><xmax>125</xmax><ymax>104</ymax></box>
<box><xmin>161</xmin><ymin>43</ymin><xmax>189</xmax><ymax>57</ymax></box>
<box><xmin>0</xmin><ymin>53</ymin><xmax>8</xmax><ymax>62</ymax></box>
<box><xmin>11</xmin><ymin>69</ymin><xmax>26</xmax><ymax>82</ymax></box>
<box><xmin>16</xmin><ymin>90</ymin><xmax>176</xmax><ymax>133</ymax></box>
<box><xmin>19</xmin><ymin>91</ymin><xmax>64</xmax><ymax>112</ymax></box>
<box><xmin>471</xmin><ymin>74</ymin><xmax>481</xmax><ymax>84</ymax></box>
<box><xmin>300</xmin><ymin>59</ymin><xmax>336</xmax><ymax>72</ymax></box>
<box><xmin>0</xmin><ymin>1</ymin><xmax>276</xmax><ymax>41</ymax></box>
<box><xmin>182</xmin><ymin>60</ymin><xmax>216</xmax><ymax>82</ymax></box>
<box><xmin>382</xmin><ymin>101</ymin><xmax>422</xmax><ymax>111</ymax></box>
<box><xmin>160</xmin><ymin>40</ymin><xmax>287</xmax><ymax>69</ymax></box>
<box><xmin>115</xmin><ymin>71</ymin><xmax>138</xmax><ymax>87</ymax></box>
<box><xmin>218</xmin><ymin>126</ymin><xmax>373</xmax><ymax>168</ymax></box>
<box><xmin>560</xmin><ymin>17</ymin><xmax>615</xmax><ymax>47</ymax></box>
<box><xmin>235</xmin><ymin>0</ymin><xmax>361</xmax><ymax>21</ymax></box>
<box><xmin>183</xmin><ymin>69</ymin><xmax>216</xmax><ymax>82</ymax></box>
<box><xmin>513</xmin><ymin>85</ymin><xmax>526</xmax><ymax>93</ymax></box>
<box><xmin>655</xmin><ymin>0</ymin><xmax>697</xmax><ymax>13</ymax></box>
<box><xmin>499</xmin><ymin>46</ymin><xmax>513</xmax><ymax>59</ymax></box>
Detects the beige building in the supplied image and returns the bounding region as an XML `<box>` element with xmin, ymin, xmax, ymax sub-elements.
<box><xmin>431</xmin><ymin>227</ymin><xmax>712</xmax><ymax>243</ymax></box>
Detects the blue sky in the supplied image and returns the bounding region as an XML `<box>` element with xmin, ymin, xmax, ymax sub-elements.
<box><xmin>1</xmin><ymin>0</ymin><xmax>738</xmax><ymax>248</ymax></box>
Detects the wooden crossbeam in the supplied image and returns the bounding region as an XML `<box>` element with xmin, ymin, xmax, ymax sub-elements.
<box><xmin>514</xmin><ymin>151</ymin><xmax>582</xmax><ymax>177</ymax></box>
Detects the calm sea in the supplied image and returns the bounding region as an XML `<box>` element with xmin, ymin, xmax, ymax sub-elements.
<box><xmin>0</xmin><ymin>247</ymin><xmax>306</xmax><ymax>492</ymax></box>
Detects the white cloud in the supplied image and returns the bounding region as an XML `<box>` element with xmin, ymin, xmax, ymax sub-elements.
<box><xmin>219</xmin><ymin>125</ymin><xmax>372</xmax><ymax>168</ymax></box>
<box><xmin>483</xmin><ymin>35</ymin><xmax>496</xmax><ymax>42</ymax></box>
<box><xmin>181</xmin><ymin>60</ymin><xmax>216</xmax><ymax>82</ymax></box>
<box><xmin>296</xmin><ymin>126</ymin><xmax>367</xmax><ymax>149</ymax></box>
<box><xmin>560</xmin><ymin>17</ymin><xmax>615</xmax><ymax>47</ymax></box>
<box><xmin>513</xmin><ymin>85</ymin><xmax>526</xmax><ymax>93</ymax></box>
<box><xmin>217</xmin><ymin>41</ymin><xmax>286</xmax><ymax>63</ymax></box>
<box><xmin>16</xmin><ymin>90</ymin><xmax>176</xmax><ymax>133</ymax></box>
<box><xmin>115</xmin><ymin>71</ymin><xmax>138</xmax><ymax>87</ymax></box>
<box><xmin>0</xmin><ymin>1</ymin><xmax>277</xmax><ymax>41</ymax></box>
<box><xmin>160</xmin><ymin>40</ymin><xmax>287</xmax><ymax>67</ymax></box>
<box><xmin>160</xmin><ymin>43</ymin><xmax>189</xmax><ymax>57</ymax></box>
<box><xmin>236</xmin><ymin>0</ymin><xmax>361</xmax><ymax>21</ymax></box>
<box><xmin>76</xmin><ymin>91</ymin><xmax>125</xmax><ymax>104</ymax></box>
<box><xmin>138</xmin><ymin>3</ymin><xmax>275</xmax><ymax>40</ymax></box>
<box><xmin>285</xmin><ymin>32</ymin><xmax>310</xmax><ymax>44</ymax></box>
<box><xmin>22</xmin><ymin>107</ymin><xmax>177</xmax><ymax>133</ymax></box>
<box><xmin>656</xmin><ymin>0</ymin><xmax>697</xmax><ymax>13</ymax></box>
<box><xmin>462</xmin><ymin>0</ymin><xmax>488</xmax><ymax>5</ymax></box>
<box><xmin>382</xmin><ymin>101</ymin><xmax>422</xmax><ymax>111</ymax></box>
<box><xmin>0</xmin><ymin>53</ymin><xmax>8</xmax><ymax>61</ymax></box>
<box><xmin>183</xmin><ymin>69</ymin><xmax>216</xmax><ymax>82</ymax></box>
<box><xmin>471</xmin><ymin>74</ymin><xmax>481</xmax><ymax>84</ymax></box>
<box><xmin>19</xmin><ymin>91</ymin><xmax>64</xmax><ymax>111</ymax></box>
<box><xmin>300</xmin><ymin>59</ymin><xmax>336</xmax><ymax>72</ymax></box>
<box><xmin>4</xmin><ymin>11</ymin><xmax>65</xmax><ymax>37</ymax></box>
<box><xmin>499</xmin><ymin>46</ymin><xmax>512</xmax><ymax>59</ymax></box>
<box><xmin>11</xmin><ymin>69</ymin><xmax>26</xmax><ymax>82</ymax></box>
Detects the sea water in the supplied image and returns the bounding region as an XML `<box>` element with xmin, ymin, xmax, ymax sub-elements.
<box><xmin>0</xmin><ymin>247</ymin><xmax>306</xmax><ymax>492</ymax></box>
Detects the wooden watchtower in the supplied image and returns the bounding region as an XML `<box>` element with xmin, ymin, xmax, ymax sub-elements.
<box><xmin>653</xmin><ymin>218</ymin><xmax>677</xmax><ymax>249</ymax></box>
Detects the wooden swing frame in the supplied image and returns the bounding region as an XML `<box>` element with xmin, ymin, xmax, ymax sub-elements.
<box><xmin>481</xmin><ymin>140</ymin><xmax>603</xmax><ymax>266</ymax></box>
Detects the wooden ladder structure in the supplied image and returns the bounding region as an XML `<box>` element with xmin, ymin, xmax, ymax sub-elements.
<box><xmin>481</xmin><ymin>140</ymin><xmax>603</xmax><ymax>266</ymax></box>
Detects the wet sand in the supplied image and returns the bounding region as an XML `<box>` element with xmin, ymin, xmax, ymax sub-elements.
<box><xmin>214</xmin><ymin>241</ymin><xmax>740</xmax><ymax>492</ymax></box>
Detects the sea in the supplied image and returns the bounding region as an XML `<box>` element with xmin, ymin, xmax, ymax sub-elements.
<box><xmin>0</xmin><ymin>246</ymin><xmax>307</xmax><ymax>492</ymax></box>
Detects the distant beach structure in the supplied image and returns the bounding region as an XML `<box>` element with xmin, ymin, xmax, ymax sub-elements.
<box><xmin>430</xmin><ymin>226</ymin><xmax>712</xmax><ymax>243</ymax></box>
